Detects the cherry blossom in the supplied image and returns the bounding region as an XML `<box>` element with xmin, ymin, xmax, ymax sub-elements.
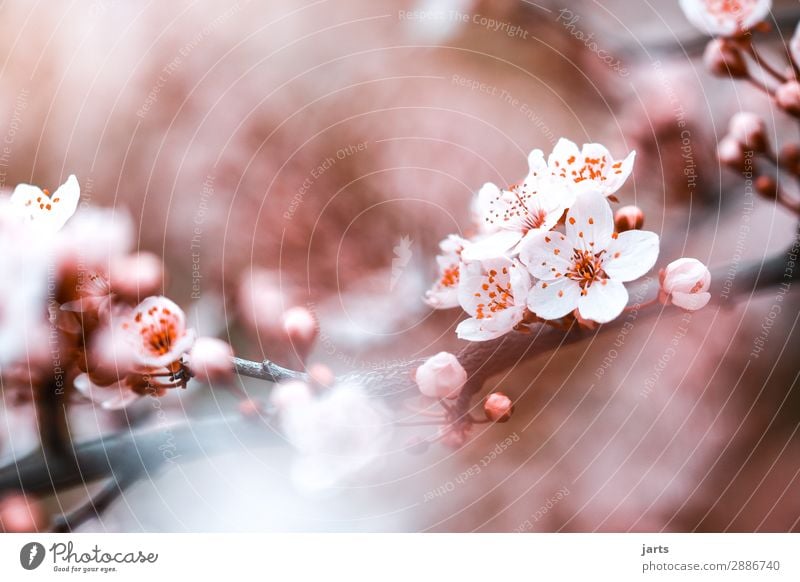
<box><xmin>10</xmin><ymin>174</ymin><xmax>80</xmax><ymax>233</ymax></box>
<box><xmin>791</xmin><ymin>22</ymin><xmax>800</xmax><ymax>67</ymax></box>
<box><xmin>464</xmin><ymin>150</ymin><xmax>572</xmax><ymax>261</ymax></box>
<box><xmin>280</xmin><ymin>383</ymin><xmax>389</xmax><ymax>491</ymax></box>
<box><xmin>546</xmin><ymin>138</ymin><xmax>635</xmax><ymax>199</ymax></box>
<box><xmin>457</xmin><ymin>257</ymin><xmax>530</xmax><ymax>341</ymax></box>
<box><xmin>121</xmin><ymin>296</ymin><xmax>196</xmax><ymax>370</ymax></box>
<box><xmin>74</xmin><ymin>373</ymin><xmax>143</xmax><ymax>410</ymax></box>
<box><xmin>679</xmin><ymin>0</ymin><xmax>771</xmax><ymax>37</ymax></box>
<box><xmin>659</xmin><ymin>258</ymin><xmax>712</xmax><ymax>311</ymax></box>
<box><xmin>520</xmin><ymin>192</ymin><xmax>659</xmax><ymax>324</ymax></box>
<box><xmin>414</xmin><ymin>351</ymin><xmax>467</xmax><ymax>399</ymax></box>
<box><xmin>187</xmin><ymin>337</ymin><xmax>234</xmax><ymax>384</ymax></box>
<box><xmin>425</xmin><ymin>234</ymin><xmax>470</xmax><ymax>308</ymax></box>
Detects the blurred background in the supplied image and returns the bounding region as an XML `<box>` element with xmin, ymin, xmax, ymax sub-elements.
<box><xmin>1</xmin><ymin>0</ymin><xmax>799</xmax><ymax>531</ymax></box>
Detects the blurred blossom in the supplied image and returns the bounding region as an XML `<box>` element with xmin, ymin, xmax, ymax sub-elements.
<box><xmin>187</xmin><ymin>337</ymin><xmax>234</xmax><ymax>384</ymax></box>
<box><xmin>281</xmin><ymin>383</ymin><xmax>389</xmax><ymax>492</ymax></box>
<box><xmin>425</xmin><ymin>234</ymin><xmax>470</xmax><ymax>309</ymax></box>
<box><xmin>679</xmin><ymin>0</ymin><xmax>771</xmax><ymax>37</ymax></box>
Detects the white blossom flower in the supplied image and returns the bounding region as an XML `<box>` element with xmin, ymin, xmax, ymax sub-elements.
<box><xmin>0</xmin><ymin>199</ymin><xmax>49</xmax><ymax>367</ymax></box>
<box><xmin>546</xmin><ymin>138</ymin><xmax>635</xmax><ymax>198</ymax></box>
<box><xmin>121</xmin><ymin>296</ymin><xmax>196</xmax><ymax>369</ymax></box>
<box><xmin>520</xmin><ymin>192</ymin><xmax>659</xmax><ymax>324</ymax></box>
<box><xmin>660</xmin><ymin>258</ymin><xmax>712</xmax><ymax>311</ymax></box>
<box><xmin>456</xmin><ymin>257</ymin><xmax>530</xmax><ymax>341</ymax></box>
<box><xmin>465</xmin><ymin>150</ymin><xmax>572</xmax><ymax>260</ymax></box>
<box><xmin>425</xmin><ymin>235</ymin><xmax>470</xmax><ymax>308</ymax></box>
<box><xmin>679</xmin><ymin>0</ymin><xmax>771</xmax><ymax>37</ymax></box>
<box><xmin>74</xmin><ymin>373</ymin><xmax>142</xmax><ymax>410</ymax></box>
<box><xmin>10</xmin><ymin>174</ymin><xmax>80</xmax><ymax>233</ymax></box>
<box><xmin>281</xmin><ymin>383</ymin><xmax>389</xmax><ymax>492</ymax></box>
<box><xmin>414</xmin><ymin>351</ymin><xmax>467</xmax><ymax>399</ymax></box>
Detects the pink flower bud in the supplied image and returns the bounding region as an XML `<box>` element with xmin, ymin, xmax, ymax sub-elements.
<box><xmin>414</xmin><ymin>351</ymin><xmax>467</xmax><ymax>400</ymax></box>
<box><xmin>728</xmin><ymin>112</ymin><xmax>767</xmax><ymax>152</ymax></box>
<box><xmin>270</xmin><ymin>380</ymin><xmax>314</xmax><ymax>412</ymax></box>
<box><xmin>0</xmin><ymin>494</ymin><xmax>44</xmax><ymax>533</ymax></box>
<box><xmin>109</xmin><ymin>252</ymin><xmax>164</xmax><ymax>302</ymax></box>
<box><xmin>484</xmin><ymin>392</ymin><xmax>514</xmax><ymax>423</ymax></box>
<box><xmin>779</xmin><ymin>143</ymin><xmax>800</xmax><ymax>174</ymax></box>
<box><xmin>703</xmin><ymin>39</ymin><xmax>748</xmax><ymax>78</ymax></box>
<box><xmin>614</xmin><ymin>205</ymin><xmax>645</xmax><ymax>232</ymax></box>
<box><xmin>282</xmin><ymin>306</ymin><xmax>318</xmax><ymax>346</ymax></box>
<box><xmin>755</xmin><ymin>175</ymin><xmax>778</xmax><ymax>200</ymax></box>
<box><xmin>717</xmin><ymin>136</ymin><xmax>746</xmax><ymax>170</ymax></box>
<box><xmin>308</xmin><ymin>363</ymin><xmax>335</xmax><ymax>388</ymax></box>
<box><xmin>776</xmin><ymin>81</ymin><xmax>800</xmax><ymax>116</ymax></box>
<box><xmin>660</xmin><ymin>258</ymin><xmax>711</xmax><ymax>311</ymax></box>
<box><xmin>187</xmin><ymin>337</ymin><xmax>234</xmax><ymax>384</ymax></box>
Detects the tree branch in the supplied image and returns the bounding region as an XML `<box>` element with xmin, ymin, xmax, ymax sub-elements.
<box><xmin>0</xmin><ymin>244</ymin><xmax>797</xmax><ymax>500</ymax></box>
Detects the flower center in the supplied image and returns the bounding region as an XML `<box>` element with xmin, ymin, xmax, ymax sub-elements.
<box><xmin>439</xmin><ymin>264</ymin><xmax>459</xmax><ymax>288</ymax></box>
<box><xmin>568</xmin><ymin>249</ymin><xmax>606</xmax><ymax>293</ymax></box>
<box><xmin>521</xmin><ymin>207</ymin><xmax>548</xmax><ymax>233</ymax></box>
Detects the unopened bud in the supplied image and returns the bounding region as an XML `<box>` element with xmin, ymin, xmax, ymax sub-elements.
<box><xmin>484</xmin><ymin>392</ymin><xmax>514</xmax><ymax>423</ymax></box>
<box><xmin>659</xmin><ymin>258</ymin><xmax>711</xmax><ymax>311</ymax></box>
<box><xmin>614</xmin><ymin>205</ymin><xmax>645</xmax><ymax>232</ymax></box>
<box><xmin>780</xmin><ymin>143</ymin><xmax>800</xmax><ymax>174</ymax></box>
<box><xmin>728</xmin><ymin>112</ymin><xmax>767</xmax><ymax>152</ymax></box>
<box><xmin>776</xmin><ymin>81</ymin><xmax>800</xmax><ymax>116</ymax></box>
<box><xmin>717</xmin><ymin>136</ymin><xmax>746</xmax><ymax>170</ymax></box>
<box><xmin>703</xmin><ymin>39</ymin><xmax>748</xmax><ymax>78</ymax></box>
<box><xmin>187</xmin><ymin>337</ymin><xmax>234</xmax><ymax>384</ymax></box>
<box><xmin>754</xmin><ymin>175</ymin><xmax>778</xmax><ymax>200</ymax></box>
<box><xmin>109</xmin><ymin>252</ymin><xmax>164</xmax><ymax>302</ymax></box>
<box><xmin>282</xmin><ymin>307</ymin><xmax>318</xmax><ymax>347</ymax></box>
<box><xmin>0</xmin><ymin>494</ymin><xmax>44</xmax><ymax>533</ymax></box>
<box><xmin>308</xmin><ymin>363</ymin><xmax>335</xmax><ymax>388</ymax></box>
<box><xmin>415</xmin><ymin>352</ymin><xmax>467</xmax><ymax>400</ymax></box>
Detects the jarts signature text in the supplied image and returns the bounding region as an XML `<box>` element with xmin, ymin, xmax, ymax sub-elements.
<box><xmin>641</xmin><ymin>544</ymin><xmax>670</xmax><ymax>557</ymax></box>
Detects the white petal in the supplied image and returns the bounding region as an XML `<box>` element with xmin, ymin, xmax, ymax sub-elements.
<box><xmin>461</xmin><ymin>230</ymin><xmax>522</xmax><ymax>261</ymax></box>
<box><xmin>603</xmin><ymin>230</ymin><xmax>660</xmax><ymax>282</ymax></box>
<box><xmin>679</xmin><ymin>0</ymin><xmax>770</xmax><ymax>36</ymax></box>
<box><xmin>548</xmin><ymin>138</ymin><xmax>581</xmax><ymax>180</ymax></box>
<box><xmin>578</xmin><ymin>279</ymin><xmax>628</xmax><ymax>323</ymax></box>
<box><xmin>518</xmin><ymin>230</ymin><xmax>572</xmax><ymax>280</ymax></box>
<box><xmin>565</xmin><ymin>191</ymin><xmax>614</xmax><ymax>251</ymax></box>
<box><xmin>601</xmin><ymin>149</ymin><xmax>636</xmax><ymax>195</ymax></box>
<box><xmin>672</xmin><ymin>290</ymin><xmax>711</xmax><ymax>311</ymax></box>
<box><xmin>9</xmin><ymin>175</ymin><xmax>81</xmax><ymax>232</ymax></box>
<box><xmin>527</xmin><ymin>149</ymin><xmax>548</xmax><ymax>178</ymax></box>
<box><xmin>527</xmin><ymin>278</ymin><xmax>581</xmax><ymax>320</ymax></box>
<box><xmin>456</xmin><ymin>317</ymin><xmax>504</xmax><ymax>341</ymax></box>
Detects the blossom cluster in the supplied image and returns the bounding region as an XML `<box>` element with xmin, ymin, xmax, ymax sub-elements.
<box><xmin>0</xmin><ymin>176</ymin><xmax>232</xmax><ymax>409</ymax></box>
<box><xmin>425</xmin><ymin>138</ymin><xmax>712</xmax><ymax>342</ymax></box>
